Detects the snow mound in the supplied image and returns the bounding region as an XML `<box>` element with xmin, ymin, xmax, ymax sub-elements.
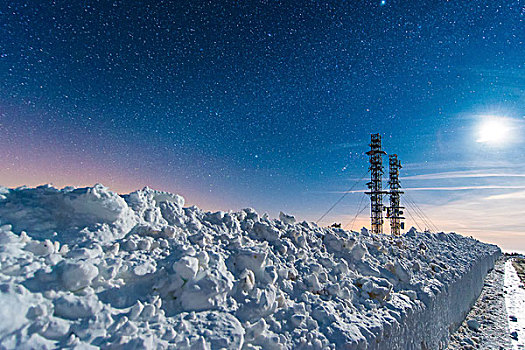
<box><xmin>0</xmin><ymin>184</ymin><xmax>500</xmax><ymax>349</ymax></box>
<box><xmin>0</xmin><ymin>184</ymin><xmax>136</xmax><ymax>243</ymax></box>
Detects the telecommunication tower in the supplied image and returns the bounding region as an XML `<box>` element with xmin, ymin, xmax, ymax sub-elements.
<box><xmin>387</xmin><ymin>154</ymin><xmax>405</xmax><ymax>235</ymax></box>
<box><xmin>365</xmin><ymin>134</ymin><xmax>387</xmax><ymax>234</ymax></box>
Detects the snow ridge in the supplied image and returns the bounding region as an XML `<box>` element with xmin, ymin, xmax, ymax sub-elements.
<box><xmin>0</xmin><ymin>184</ymin><xmax>500</xmax><ymax>349</ymax></box>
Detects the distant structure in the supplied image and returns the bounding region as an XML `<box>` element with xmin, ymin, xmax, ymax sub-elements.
<box><xmin>387</xmin><ymin>154</ymin><xmax>405</xmax><ymax>235</ymax></box>
<box><xmin>364</xmin><ymin>134</ymin><xmax>405</xmax><ymax>235</ymax></box>
<box><xmin>365</xmin><ymin>134</ymin><xmax>387</xmax><ymax>234</ymax></box>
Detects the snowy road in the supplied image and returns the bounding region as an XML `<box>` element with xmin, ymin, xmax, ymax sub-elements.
<box><xmin>448</xmin><ymin>257</ymin><xmax>525</xmax><ymax>349</ymax></box>
<box><xmin>448</xmin><ymin>258</ymin><xmax>511</xmax><ymax>349</ymax></box>
<box><xmin>505</xmin><ymin>259</ymin><xmax>525</xmax><ymax>350</ymax></box>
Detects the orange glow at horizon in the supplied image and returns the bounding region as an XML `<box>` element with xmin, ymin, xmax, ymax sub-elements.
<box><xmin>0</xmin><ymin>155</ymin><xmax>217</xmax><ymax>212</ymax></box>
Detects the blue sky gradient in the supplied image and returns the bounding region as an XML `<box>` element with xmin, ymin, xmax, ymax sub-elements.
<box><xmin>1</xmin><ymin>0</ymin><xmax>524</xmax><ymax>251</ymax></box>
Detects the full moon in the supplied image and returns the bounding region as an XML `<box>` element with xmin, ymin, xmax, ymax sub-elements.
<box><xmin>476</xmin><ymin>117</ymin><xmax>512</xmax><ymax>145</ymax></box>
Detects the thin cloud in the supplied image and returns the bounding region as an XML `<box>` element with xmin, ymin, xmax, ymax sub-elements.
<box><xmin>483</xmin><ymin>190</ymin><xmax>525</xmax><ymax>201</ymax></box>
<box><xmin>421</xmin><ymin>193</ymin><xmax>525</xmax><ymax>253</ymax></box>
<box><xmin>402</xmin><ymin>170</ymin><xmax>525</xmax><ymax>180</ymax></box>
<box><xmin>404</xmin><ymin>185</ymin><xmax>525</xmax><ymax>191</ymax></box>
<box><xmin>323</xmin><ymin>185</ymin><xmax>525</xmax><ymax>194</ymax></box>
<box><xmin>402</xmin><ymin>160</ymin><xmax>515</xmax><ymax>172</ymax></box>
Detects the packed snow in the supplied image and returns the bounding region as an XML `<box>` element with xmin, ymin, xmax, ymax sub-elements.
<box><xmin>505</xmin><ymin>259</ymin><xmax>525</xmax><ymax>349</ymax></box>
<box><xmin>447</xmin><ymin>257</ymin><xmax>511</xmax><ymax>349</ymax></box>
<box><xmin>0</xmin><ymin>184</ymin><xmax>501</xmax><ymax>349</ymax></box>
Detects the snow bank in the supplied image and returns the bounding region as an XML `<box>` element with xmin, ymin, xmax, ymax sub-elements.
<box><xmin>0</xmin><ymin>185</ymin><xmax>500</xmax><ymax>349</ymax></box>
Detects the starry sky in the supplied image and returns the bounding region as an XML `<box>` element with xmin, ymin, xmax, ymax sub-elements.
<box><xmin>1</xmin><ymin>1</ymin><xmax>524</xmax><ymax>251</ymax></box>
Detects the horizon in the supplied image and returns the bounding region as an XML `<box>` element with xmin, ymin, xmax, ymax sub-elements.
<box><xmin>1</xmin><ymin>175</ymin><xmax>524</xmax><ymax>255</ymax></box>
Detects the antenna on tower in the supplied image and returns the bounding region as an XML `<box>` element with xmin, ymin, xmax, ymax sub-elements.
<box><xmin>387</xmin><ymin>154</ymin><xmax>405</xmax><ymax>235</ymax></box>
<box><xmin>365</xmin><ymin>133</ymin><xmax>387</xmax><ymax>234</ymax></box>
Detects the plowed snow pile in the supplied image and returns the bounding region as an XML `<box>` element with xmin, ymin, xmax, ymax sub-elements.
<box><xmin>0</xmin><ymin>184</ymin><xmax>500</xmax><ymax>349</ymax></box>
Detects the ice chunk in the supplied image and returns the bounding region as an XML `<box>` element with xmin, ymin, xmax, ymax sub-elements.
<box><xmin>140</xmin><ymin>304</ymin><xmax>156</xmax><ymax>320</ymax></box>
<box><xmin>54</xmin><ymin>294</ymin><xmax>102</xmax><ymax>319</ymax></box>
<box><xmin>358</xmin><ymin>277</ymin><xmax>392</xmax><ymax>301</ymax></box>
<box><xmin>253</xmin><ymin>222</ymin><xmax>280</xmax><ymax>242</ymax></box>
<box><xmin>205</xmin><ymin>211</ymin><xmax>225</xmax><ymax>225</ymax></box>
<box><xmin>27</xmin><ymin>304</ymin><xmax>48</xmax><ymax>319</ymax></box>
<box><xmin>351</xmin><ymin>242</ymin><xmax>368</xmax><ymax>260</ymax></box>
<box><xmin>246</xmin><ymin>318</ymin><xmax>267</xmax><ymax>340</ymax></box>
<box><xmin>189</xmin><ymin>232</ymin><xmax>210</xmax><ymax>247</ymax></box>
<box><xmin>239</xmin><ymin>269</ymin><xmax>256</xmax><ymax>292</ymax></box>
<box><xmin>171</xmin><ymin>311</ymin><xmax>244</xmax><ymax>350</ymax></box>
<box><xmin>134</xmin><ymin>262</ymin><xmax>156</xmax><ymax>276</ymax></box>
<box><xmin>173</xmin><ymin>256</ymin><xmax>200</xmax><ymax>280</ymax></box>
<box><xmin>65</xmin><ymin>184</ymin><xmax>132</xmax><ymax>223</ymax></box>
<box><xmin>305</xmin><ymin>274</ymin><xmax>322</xmax><ymax>292</ymax></box>
<box><xmin>159</xmin><ymin>201</ymin><xmax>184</xmax><ymax>224</ymax></box>
<box><xmin>137</xmin><ymin>238</ymin><xmax>152</xmax><ymax>251</ymax></box>
<box><xmin>40</xmin><ymin>317</ymin><xmax>70</xmax><ymax>340</ymax></box>
<box><xmin>0</xmin><ymin>289</ymin><xmax>34</xmax><ymax>336</ymax></box>
<box><xmin>386</xmin><ymin>260</ymin><xmax>412</xmax><ymax>283</ymax></box>
<box><xmin>128</xmin><ymin>300</ymin><xmax>144</xmax><ymax>320</ymax></box>
<box><xmin>60</xmin><ymin>261</ymin><xmax>98</xmax><ymax>291</ymax></box>
<box><xmin>190</xmin><ymin>336</ymin><xmax>210</xmax><ymax>350</ymax></box>
<box><xmin>279</xmin><ymin>212</ymin><xmax>296</xmax><ymax>225</ymax></box>
<box><xmin>25</xmin><ymin>239</ymin><xmax>55</xmax><ymax>256</ymax></box>
<box><xmin>125</xmin><ymin>187</ymin><xmax>184</xmax><ymax>228</ymax></box>
<box><xmin>236</xmin><ymin>286</ymin><xmax>277</xmax><ymax>322</ymax></box>
<box><xmin>323</xmin><ymin>232</ymin><xmax>355</xmax><ymax>252</ymax></box>
<box><xmin>234</xmin><ymin>247</ymin><xmax>268</xmax><ymax>273</ymax></box>
<box><xmin>179</xmin><ymin>257</ymin><xmax>234</xmax><ymax>312</ymax></box>
<box><xmin>196</xmin><ymin>251</ymin><xmax>210</xmax><ymax>268</ymax></box>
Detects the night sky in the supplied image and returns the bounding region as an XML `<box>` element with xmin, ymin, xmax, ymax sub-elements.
<box><xmin>1</xmin><ymin>1</ymin><xmax>524</xmax><ymax>250</ymax></box>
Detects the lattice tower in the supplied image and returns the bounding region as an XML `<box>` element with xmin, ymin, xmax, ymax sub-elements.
<box><xmin>387</xmin><ymin>154</ymin><xmax>405</xmax><ymax>235</ymax></box>
<box><xmin>365</xmin><ymin>133</ymin><xmax>387</xmax><ymax>234</ymax></box>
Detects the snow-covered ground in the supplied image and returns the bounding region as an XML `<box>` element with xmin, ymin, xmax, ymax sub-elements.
<box><xmin>505</xmin><ymin>259</ymin><xmax>525</xmax><ymax>349</ymax></box>
<box><xmin>448</xmin><ymin>257</ymin><xmax>511</xmax><ymax>349</ymax></box>
<box><xmin>0</xmin><ymin>184</ymin><xmax>501</xmax><ymax>349</ymax></box>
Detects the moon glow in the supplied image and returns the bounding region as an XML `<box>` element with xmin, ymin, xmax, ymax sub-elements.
<box><xmin>476</xmin><ymin>117</ymin><xmax>512</xmax><ymax>145</ymax></box>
